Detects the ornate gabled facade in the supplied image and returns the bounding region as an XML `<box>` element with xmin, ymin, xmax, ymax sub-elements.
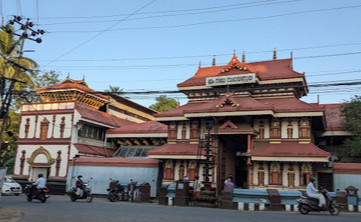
<box><xmin>149</xmin><ymin>52</ymin><xmax>341</xmax><ymax>193</ymax></box>
<box><xmin>14</xmin><ymin>78</ymin><xmax>157</xmax><ymax>192</ymax></box>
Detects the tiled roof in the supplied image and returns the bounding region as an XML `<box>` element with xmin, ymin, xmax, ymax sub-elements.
<box><xmin>178</xmin><ymin>58</ymin><xmax>303</xmax><ymax>87</ymax></box>
<box><xmin>155</xmin><ymin>96</ymin><xmax>324</xmax><ymax>118</ymax></box>
<box><xmin>319</xmin><ymin>103</ymin><xmax>344</xmax><ymax>131</ymax></box>
<box><xmin>257</xmin><ymin>97</ymin><xmax>324</xmax><ymax>112</ymax></box>
<box><xmin>73</xmin><ymin>143</ymin><xmax>115</xmax><ymax>157</ymax></box>
<box><xmin>333</xmin><ymin>163</ymin><xmax>361</xmax><ymax>175</ymax></box>
<box><xmin>147</xmin><ymin>143</ymin><xmax>199</xmax><ymax>156</ymax></box>
<box><xmin>75</xmin><ymin>103</ymin><xmax>135</xmax><ymax>127</ymax></box>
<box><xmin>107</xmin><ymin>121</ymin><xmax>167</xmax><ymax>134</ymax></box>
<box><xmin>252</xmin><ymin>142</ymin><xmax>330</xmax><ymax>157</ymax></box>
<box><xmin>70</xmin><ymin>157</ymin><xmax>159</xmax><ymax>168</ymax></box>
<box><xmin>36</xmin><ymin>79</ymin><xmax>109</xmax><ymax>101</ymax></box>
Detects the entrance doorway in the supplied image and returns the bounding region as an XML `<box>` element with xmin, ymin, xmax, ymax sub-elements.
<box><xmin>318</xmin><ymin>172</ymin><xmax>333</xmax><ymax>191</ymax></box>
<box><xmin>30</xmin><ymin>167</ymin><xmax>49</xmax><ymax>182</ymax></box>
<box><xmin>219</xmin><ymin>134</ymin><xmax>248</xmax><ymax>188</ymax></box>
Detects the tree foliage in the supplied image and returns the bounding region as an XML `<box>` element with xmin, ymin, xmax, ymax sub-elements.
<box><xmin>149</xmin><ymin>95</ymin><xmax>178</xmax><ymax>113</ymax></box>
<box><xmin>341</xmin><ymin>95</ymin><xmax>361</xmax><ymax>156</ymax></box>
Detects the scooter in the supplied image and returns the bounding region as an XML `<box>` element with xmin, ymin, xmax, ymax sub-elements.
<box><xmin>24</xmin><ymin>184</ymin><xmax>50</xmax><ymax>203</ymax></box>
<box><xmin>107</xmin><ymin>182</ymin><xmax>129</xmax><ymax>202</ymax></box>
<box><xmin>67</xmin><ymin>182</ymin><xmax>93</xmax><ymax>203</ymax></box>
<box><xmin>297</xmin><ymin>189</ymin><xmax>340</xmax><ymax>215</ymax></box>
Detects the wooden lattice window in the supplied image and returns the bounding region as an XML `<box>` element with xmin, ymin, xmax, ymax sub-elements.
<box><xmin>269</xmin><ymin>163</ymin><xmax>281</xmax><ymax>185</ymax></box>
<box><xmin>300</xmin><ymin>163</ymin><xmax>312</xmax><ymax>186</ymax></box>
<box><xmin>188</xmin><ymin>161</ymin><xmax>196</xmax><ymax>181</ymax></box>
<box><xmin>164</xmin><ymin>160</ymin><xmax>174</xmax><ymax>180</ymax></box>
<box><xmin>259</xmin><ymin>120</ymin><xmax>265</xmax><ymax>139</ymax></box>
<box><xmin>287</xmin><ymin>119</ymin><xmax>293</xmax><ymax>139</ymax></box>
<box><xmin>169</xmin><ymin>122</ymin><xmax>176</xmax><ymax>139</ymax></box>
<box><xmin>299</xmin><ymin>119</ymin><xmax>310</xmax><ymax>138</ymax></box>
<box><xmin>270</xmin><ymin>120</ymin><xmax>281</xmax><ymax>138</ymax></box>
<box><xmin>179</xmin><ymin>162</ymin><xmax>185</xmax><ymax>180</ymax></box>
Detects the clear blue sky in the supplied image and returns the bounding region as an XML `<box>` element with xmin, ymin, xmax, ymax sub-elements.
<box><xmin>2</xmin><ymin>0</ymin><xmax>361</xmax><ymax>107</ymax></box>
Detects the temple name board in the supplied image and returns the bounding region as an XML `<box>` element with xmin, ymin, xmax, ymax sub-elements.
<box><xmin>206</xmin><ymin>73</ymin><xmax>257</xmax><ymax>87</ymax></box>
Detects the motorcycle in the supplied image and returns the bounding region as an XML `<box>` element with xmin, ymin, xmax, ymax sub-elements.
<box><xmin>297</xmin><ymin>189</ymin><xmax>340</xmax><ymax>215</ymax></box>
<box><xmin>67</xmin><ymin>182</ymin><xmax>93</xmax><ymax>203</ymax></box>
<box><xmin>24</xmin><ymin>184</ymin><xmax>50</xmax><ymax>203</ymax></box>
<box><xmin>107</xmin><ymin>182</ymin><xmax>129</xmax><ymax>202</ymax></box>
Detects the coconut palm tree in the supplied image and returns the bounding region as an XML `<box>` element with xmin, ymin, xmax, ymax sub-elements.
<box><xmin>0</xmin><ymin>24</ymin><xmax>38</xmax><ymax>145</ymax></box>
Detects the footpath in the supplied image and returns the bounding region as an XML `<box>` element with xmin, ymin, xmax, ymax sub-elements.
<box><xmin>0</xmin><ymin>207</ymin><xmax>23</xmax><ymax>222</ymax></box>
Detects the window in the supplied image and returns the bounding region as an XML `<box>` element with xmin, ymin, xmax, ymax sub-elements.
<box><xmin>78</xmin><ymin>124</ymin><xmax>105</xmax><ymax>140</ymax></box>
<box><xmin>269</xmin><ymin>163</ymin><xmax>281</xmax><ymax>185</ymax></box>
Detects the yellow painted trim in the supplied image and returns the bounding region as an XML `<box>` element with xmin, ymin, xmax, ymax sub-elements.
<box><xmin>26</xmin><ymin>146</ymin><xmax>55</xmax><ymax>166</ymax></box>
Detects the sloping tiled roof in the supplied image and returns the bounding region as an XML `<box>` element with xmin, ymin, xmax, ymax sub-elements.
<box><xmin>75</xmin><ymin>103</ymin><xmax>135</xmax><ymax>127</ymax></box>
<box><xmin>147</xmin><ymin>143</ymin><xmax>199</xmax><ymax>156</ymax></box>
<box><xmin>70</xmin><ymin>157</ymin><xmax>159</xmax><ymax>168</ymax></box>
<box><xmin>319</xmin><ymin>104</ymin><xmax>344</xmax><ymax>131</ymax></box>
<box><xmin>333</xmin><ymin>163</ymin><xmax>361</xmax><ymax>175</ymax></box>
<box><xmin>107</xmin><ymin>121</ymin><xmax>167</xmax><ymax>135</ymax></box>
<box><xmin>73</xmin><ymin>143</ymin><xmax>115</xmax><ymax>157</ymax></box>
<box><xmin>257</xmin><ymin>97</ymin><xmax>324</xmax><ymax>112</ymax></box>
<box><xmin>178</xmin><ymin>58</ymin><xmax>303</xmax><ymax>88</ymax></box>
<box><xmin>155</xmin><ymin>96</ymin><xmax>324</xmax><ymax>118</ymax></box>
<box><xmin>36</xmin><ymin>78</ymin><xmax>109</xmax><ymax>101</ymax></box>
<box><xmin>252</xmin><ymin>142</ymin><xmax>330</xmax><ymax>157</ymax></box>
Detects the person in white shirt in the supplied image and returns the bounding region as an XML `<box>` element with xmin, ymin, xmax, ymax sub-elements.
<box><xmin>32</xmin><ymin>173</ymin><xmax>47</xmax><ymax>196</ymax></box>
<box><xmin>306</xmin><ymin>176</ymin><xmax>325</xmax><ymax>208</ymax></box>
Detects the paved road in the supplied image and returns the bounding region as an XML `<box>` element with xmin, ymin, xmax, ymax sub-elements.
<box><xmin>1</xmin><ymin>194</ymin><xmax>360</xmax><ymax>222</ymax></box>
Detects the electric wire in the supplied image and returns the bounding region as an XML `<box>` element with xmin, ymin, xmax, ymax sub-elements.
<box><xmin>49</xmin><ymin>4</ymin><xmax>361</xmax><ymax>33</ymax></box>
<box><xmin>43</xmin><ymin>0</ymin><xmax>157</xmax><ymax>68</ymax></box>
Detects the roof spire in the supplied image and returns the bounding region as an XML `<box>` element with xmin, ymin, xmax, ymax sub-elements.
<box><xmin>212</xmin><ymin>55</ymin><xmax>216</xmax><ymax>66</ymax></box>
<box><xmin>233</xmin><ymin>49</ymin><xmax>236</xmax><ymax>57</ymax></box>
<box><xmin>67</xmin><ymin>73</ymin><xmax>70</xmax><ymax>78</ymax></box>
<box><xmin>273</xmin><ymin>48</ymin><xmax>277</xmax><ymax>60</ymax></box>
<box><xmin>290</xmin><ymin>51</ymin><xmax>293</xmax><ymax>69</ymax></box>
<box><xmin>82</xmin><ymin>75</ymin><xmax>85</xmax><ymax>81</ymax></box>
<box><xmin>199</xmin><ymin>61</ymin><xmax>201</xmax><ymax>68</ymax></box>
<box><xmin>242</xmin><ymin>51</ymin><xmax>245</xmax><ymax>63</ymax></box>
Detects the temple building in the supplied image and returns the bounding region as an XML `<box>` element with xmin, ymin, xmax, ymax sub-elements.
<box><xmin>148</xmin><ymin>51</ymin><xmax>346</xmax><ymax>192</ymax></box>
<box><xmin>13</xmin><ymin>78</ymin><xmax>159</xmax><ymax>192</ymax></box>
<box><xmin>13</xmin><ymin>51</ymin><xmax>352</xmax><ymax>196</ymax></box>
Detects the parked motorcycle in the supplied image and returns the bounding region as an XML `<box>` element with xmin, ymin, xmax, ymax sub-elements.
<box><xmin>67</xmin><ymin>182</ymin><xmax>93</xmax><ymax>203</ymax></box>
<box><xmin>24</xmin><ymin>184</ymin><xmax>50</xmax><ymax>203</ymax></box>
<box><xmin>297</xmin><ymin>189</ymin><xmax>340</xmax><ymax>215</ymax></box>
<box><xmin>107</xmin><ymin>182</ymin><xmax>129</xmax><ymax>202</ymax></box>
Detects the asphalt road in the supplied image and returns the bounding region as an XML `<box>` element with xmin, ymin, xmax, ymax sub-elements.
<box><xmin>0</xmin><ymin>194</ymin><xmax>360</xmax><ymax>222</ymax></box>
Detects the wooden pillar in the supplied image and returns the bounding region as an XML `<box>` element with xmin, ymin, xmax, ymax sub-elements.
<box><xmin>247</xmin><ymin>134</ymin><xmax>251</xmax><ymax>153</ymax></box>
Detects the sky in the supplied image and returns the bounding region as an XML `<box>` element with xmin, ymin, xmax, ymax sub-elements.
<box><xmin>1</xmin><ymin>0</ymin><xmax>361</xmax><ymax>107</ymax></box>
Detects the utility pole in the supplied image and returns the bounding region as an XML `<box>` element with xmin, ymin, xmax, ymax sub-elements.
<box><xmin>0</xmin><ymin>16</ymin><xmax>44</xmax><ymax>147</ymax></box>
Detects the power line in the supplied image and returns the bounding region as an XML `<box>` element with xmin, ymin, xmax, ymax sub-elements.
<box><xmin>49</xmin><ymin>4</ymin><xmax>361</xmax><ymax>33</ymax></box>
<box><xmin>43</xmin><ymin>0</ymin><xmax>157</xmax><ymax>68</ymax></box>
<box><xmin>39</xmin><ymin>0</ymin><xmax>301</xmax><ymax>26</ymax></box>
<box><xmin>44</xmin><ymin>50</ymin><xmax>361</xmax><ymax>71</ymax></box>
<box><xmin>36</xmin><ymin>41</ymin><xmax>361</xmax><ymax>63</ymax></box>
<box><xmin>28</xmin><ymin>0</ymin><xmax>293</xmax><ymax>20</ymax></box>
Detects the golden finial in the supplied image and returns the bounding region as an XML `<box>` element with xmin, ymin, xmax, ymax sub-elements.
<box><xmin>212</xmin><ymin>55</ymin><xmax>216</xmax><ymax>66</ymax></box>
<box><xmin>199</xmin><ymin>61</ymin><xmax>201</xmax><ymax>68</ymax></box>
<box><xmin>242</xmin><ymin>51</ymin><xmax>245</xmax><ymax>63</ymax></box>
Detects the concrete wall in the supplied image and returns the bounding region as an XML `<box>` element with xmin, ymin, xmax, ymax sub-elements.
<box><xmin>66</xmin><ymin>166</ymin><xmax>159</xmax><ymax>197</ymax></box>
<box><xmin>334</xmin><ymin>174</ymin><xmax>361</xmax><ymax>192</ymax></box>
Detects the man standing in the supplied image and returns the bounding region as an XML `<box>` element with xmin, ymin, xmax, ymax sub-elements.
<box><xmin>306</xmin><ymin>176</ymin><xmax>325</xmax><ymax>208</ymax></box>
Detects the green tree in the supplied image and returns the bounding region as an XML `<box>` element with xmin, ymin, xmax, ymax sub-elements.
<box><xmin>104</xmin><ymin>85</ymin><xmax>123</xmax><ymax>93</ymax></box>
<box><xmin>341</xmin><ymin>95</ymin><xmax>361</xmax><ymax>156</ymax></box>
<box><xmin>149</xmin><ymin>95</ymin><xmax>178</xmax><ymax>113</ymax></box>
<box><xmin>0</xmin><ymin>24</ymin><xmax>38</xmax><ymax>140</ymax></box>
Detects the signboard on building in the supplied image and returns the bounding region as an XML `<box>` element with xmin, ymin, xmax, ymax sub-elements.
<box><xmin>206</xmin><ymin>73</ymin><xmax>257</xmax><ymax>87</ymax></box>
